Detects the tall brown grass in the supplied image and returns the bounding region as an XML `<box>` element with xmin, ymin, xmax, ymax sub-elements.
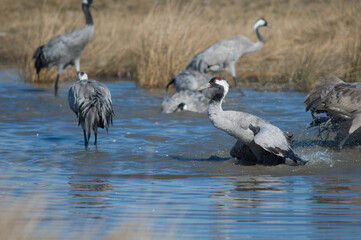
<box><xmin>0</xmin><ymin>0</ymin><xmax>360</xmax><ymax>91</ymax></box>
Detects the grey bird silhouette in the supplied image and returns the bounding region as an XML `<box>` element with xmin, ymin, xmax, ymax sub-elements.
<box><xmin>166</xmin><ymin>70</ymin><xmax>213</xmax><ymax>92</ymax></box>
<box><xmin>33</xmin><ymin>0</ymin><xmax>94</xmax><ymax>96</ymax></box>
<box><xmin>68</xmin><ymin>72</ymin><xmax>114</xmax><ymax>147</ymax></box>
<box><xmin>198</xmin><ymin>77</ymin><xmax>306</xmax><ymax>166</ymax></box>
<box><xmin>186</xmin><ymin>18</ymin><xmax>270</xmax><ymax>88</ymax></box>
<box><xmin>161</xmin><ymin>90</ymin><xmax>209</xmax><ymax>114</ymax></box>
<box><xmin>305</xmin><ymin>75</ymin><xmax>361</xmax><ymax>149</ymax></box>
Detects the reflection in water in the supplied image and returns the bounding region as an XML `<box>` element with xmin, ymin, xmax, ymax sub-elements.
<box><xmin>206</xmin><ymin>176</ymin><xmax>361</xmax><ymax>238</ymax></box>
<box><xmin>311</xmin><ymin>176</ymin><xmax>361</xmax><ymax>206</ymax></box>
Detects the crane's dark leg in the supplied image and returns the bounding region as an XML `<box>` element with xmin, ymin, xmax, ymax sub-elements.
<box><xmin>232</xmin><ymin>75</ymin><xmax>238</xmax><ymax>87</ymax></box>
<box><xmin>227</xmin><ymin>63</ymin><xmax>246</xmax><ymax>96</ymax></box>
<box><xmin>337</xmin><ymin>134</ymin><xmax>349</xmax><ymax>150</ymax></box>
<box><xmin>233</xmin><ymin>76</ymin><xmax>246</xmax><ymax>97</ymax></box>
<box><xmin>83</xmin><ymin>129</ymin><xmax>88</xmax><ymax>149</ymax></box>
<box><xmin>94</xmin><ymin>128</ymin><xmax>98</xmax><ymax>145</ymax></box>
<box><xmin>54</xmin><ymin>74</ymin><xmax>59</xmax><ymax>96</ymax></box>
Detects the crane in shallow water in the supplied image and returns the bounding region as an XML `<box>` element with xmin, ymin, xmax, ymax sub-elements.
<box><xmin>33</xmin><ymin>0</ymin><xmax>94</xmax><ymax>95</ymax></box>
<box><xmin>166</xmin><ymin>69</ymin><xmax>213</xmax><ymax>92</ymax></box>
<box><xmin>68</xmin><ymin>72</ymin><xmax>114</xmax><ymax>147</ymax></box>
<box><xmin>198</xmin><ymin>77</ymin><xmax>306</xmax><ymax>166</ymax></box>
<box><xmin>162</xmin><ymin>90</ymin><xmax>209</xmax><ymax>114</ymax></box>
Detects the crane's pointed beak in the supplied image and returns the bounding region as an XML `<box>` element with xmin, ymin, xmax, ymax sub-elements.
<box><xmin>267</xmin><ymin>24</ymin><xmax>274</xmax><ymax>29</ymax></box>
<box><xmin>197</xmin><ymin>83</ymin><xmax>211</xmax><ymax>91</ymax></box>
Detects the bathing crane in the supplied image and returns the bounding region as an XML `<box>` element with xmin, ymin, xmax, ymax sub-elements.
<box><xmin>198</xmin><ymin>77</ymin><xmax>306</xmax><ymax>166</ymax></box>
<box><xmin>304</xmin><ymin>75</ymin><xmax>361</xmax><ymax>149</ymax></box>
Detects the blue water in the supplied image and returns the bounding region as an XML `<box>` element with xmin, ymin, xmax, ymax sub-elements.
<box><xmin>0</xmin><ymin>68</ymin><xmax>360</xmax><ymax>239</ymax></box>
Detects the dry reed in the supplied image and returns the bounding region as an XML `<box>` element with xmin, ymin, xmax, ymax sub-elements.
<box><xmin>0</xmin><ymin>0</ymin><xmax>360</xmax><ymax>91</ymax></box>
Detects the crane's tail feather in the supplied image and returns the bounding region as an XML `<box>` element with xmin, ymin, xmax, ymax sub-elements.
<box><xmin>185</xmin><ymin>55</ymin><xmax>208</xmax><ymax>74</ymax></box>
<box><xmin>165</xmin><ymin>78</ymin><xmax>175</xmax><ymax>91</ymax></box>
<box><xmin>78</xmin><ymin>91</ymin><xmax>114</xmax><ymax>140</ymax></box>
<box><xmin>284</xmin><ymin>150</ymin><xmax>307</xmax><ymax>166</ymax></box>
<box><xmin>33</xmin><ymin>45</ymin><xmax>46</xmax><ymax>75</ymax></box>
<box><xmin>32</xmin><ymin>46</ymin><xmax>43</xmax><ymax>59</ymax></box>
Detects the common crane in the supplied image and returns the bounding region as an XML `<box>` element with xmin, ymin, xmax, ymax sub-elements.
<box><xmin>198</xmin><ymin>77</ymin><xmax>306</xmax><ymax>166</ymax></box>
<box><xmin>304</xmin><ymin>75</ymin><xmax>361</xmax><ymax>149</ymax></box>
<box><xmin>68</xmin><ymin>72</ymin><xmax>114</xmax><ymax>147</ymax></box>
<box><xmin>186</xmin><ymin>18</ymin><xmax>270</xmax><ymax>88</ymax></box>
<box><xmin>33</xmin><ymin>0</ymin><xmax>94</xmax><ymax>96</ymax></box>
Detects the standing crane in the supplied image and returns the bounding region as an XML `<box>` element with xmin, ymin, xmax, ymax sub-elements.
<box><xmin>33</xmin><ymin>0</ymin><xmax>94</xmax><ymax>96</ymax></box>
<box><xmin>198</xmin><ymin>77</ymin><xmax>306</xmax><ymax>166</ymax></box>
<box><xmin>186</xmin><ymin>18</ymin><xmax>270</xmax><ymax>88</ymax></box>
<box><xmin>304</xmin><ymin>75</ymin><xmax>361</xmax><ymax>149</ymax></box>
<box><xmin>68</xmin><ymin>72</ymin><xmax>114</xmax><ymax>148</ymax></box>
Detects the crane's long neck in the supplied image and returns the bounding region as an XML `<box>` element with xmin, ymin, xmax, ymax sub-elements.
<box><xmin>208</xmin><ymin>95</ymin><xmax>225</xmax><ymax>128</ymax></box>
<box><xmin>255</xmin><ymin>25</ymin><xmax>263</xmax><ymax>44</ymax></box>
<box><xmin>82</xmin><ymin>4</ymin><xmax>93</xmax><ymax>26</ymax></box>
<box><xmin>248</xmin><ymin>26</ymin><xmax>264</xmax><ymax>53</ymax></box>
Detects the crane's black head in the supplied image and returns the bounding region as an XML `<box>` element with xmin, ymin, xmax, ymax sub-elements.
<box><xmin>198</xmin><ymin>77</ymin><xmax>229</xmax><ymax>102</ymax></box>
<box><xmin>174</xmin><ymin>103</ymin><xmax>187</xmax><ymax>113</ymax></box>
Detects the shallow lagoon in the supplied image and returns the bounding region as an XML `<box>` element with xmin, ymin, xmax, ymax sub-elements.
<box><xmin>0</xmin><ymin>68</ymin><xmax>361</xmax><ymax>239</ymax></box>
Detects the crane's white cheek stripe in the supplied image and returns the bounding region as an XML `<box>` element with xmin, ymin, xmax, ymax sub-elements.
<box><xmin>215</xmin><ymin>80</ymin><xmax>229</xmax><ymax>94</ymax></box>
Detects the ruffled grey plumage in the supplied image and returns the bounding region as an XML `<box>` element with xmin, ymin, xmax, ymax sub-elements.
<box><xmin>68</xmin><ymin>72</ymin><xmax>114</xmax><ymax>147</ymax></box>
<box><xmin>166</xmin><ymin>70</ymin><xmax>213</xmax><ymax>92</ymax></box>
<box><xmin>200</xmin><ymin>77</ymin><xmax>306</xmax><ymax>166</ymax></box>
<box><xmin>304</xmin><ymin>75</ymin><xmax>344</xmax><ymax>115</ymax></box>
<box><xmin>305</xmin><ymin>75</ymin><xmax>361</xmax><ymax>148</ymax></box>
<box><xmin>161</xmin><ymin>90</ymin><xmax>209</xmax><ymax>114</ymax></box>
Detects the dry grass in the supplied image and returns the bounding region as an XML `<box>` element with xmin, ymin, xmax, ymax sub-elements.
<box><xmin>0</xmin><ymin>0</ymin><xmax>360</xmax><ymax>91</ymax></box>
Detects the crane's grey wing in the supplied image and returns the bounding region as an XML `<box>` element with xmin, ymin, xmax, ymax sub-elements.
<box><xmin>195</xmin><ymin>71</ymin><xmax>213</xmax><ymax>85</ymax></box>
<box><xmin>43</xmin><ymin>28</ymin><xmax>92</xmax><ymax>64</ymax></box>
<box><xmin>174</xmin><ymin>70</ymin><xmax>199</xmax><ymax>91</ymax></box>
<box><xmin>91</xmin><ymin>81</ymin><xmax>114</xmax><ymax>128</ymax></box>
<box><xmin>186</xmin><ymin>35</ymin><xmax>253</xmax><ymax>72</ymax></box>
<box><xmin>68</xmin><ymin>82</ymin><xmax>83</xmax><ymax>115</ymax></box>
<box><xmin>326</xmin><ymin>83</ymin><xmax>361</xmax><ymax>118</ymax></box>
<box><xmin>86</xmin><ymin>80</ymin><xmax>113</xmax><ymax>114</ymax></box>
<box><xmin>175</xmin><ymin>70</ymin><xmax>213</xmax><ymax>91</ymax></box>
<box><xmin>69</xmin><ymin>80</ymin><xmax>113</xmax><ymax>128</ymax></box>
<box><xmin>89</xmin><ymin>80</ymin><xmax>112</xmax><ymax>102</ymax></box>
<box><xmin>202</xmin><ymin>36</ymin><xmax>254</xmax><ymax>65</ymax></box>
<box><xmin>43</xmin><ymin>32</ymin><xmax>76</xmax><ymax>63</ymax></box>
<box><xmin>304</xmin><ymin>75</ymin><xmax>344</xmax><ymax>113</ymax></box>
<box><xmin>186</xmin><ymin>52</ymin><xmax>210</xmax><ymax>73</ymax></box>
<box><xmin>325</xmin><ymin>83</ymin><xmax>361</xmax><ymax>133</ymax></box>
<box><xmin>252</xmin><ymin>122</ymin><xmax>290</xmax><ymax>157</ymax></box>
<box><xmin>68</xmin><ymin>80</ymin><xmax>99</xmax><ymax>114</ymax></box>
<box><xmin>161</xmin><ymin>90</ymin><xmax>208</xmax><ymax>113</ymax></box>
